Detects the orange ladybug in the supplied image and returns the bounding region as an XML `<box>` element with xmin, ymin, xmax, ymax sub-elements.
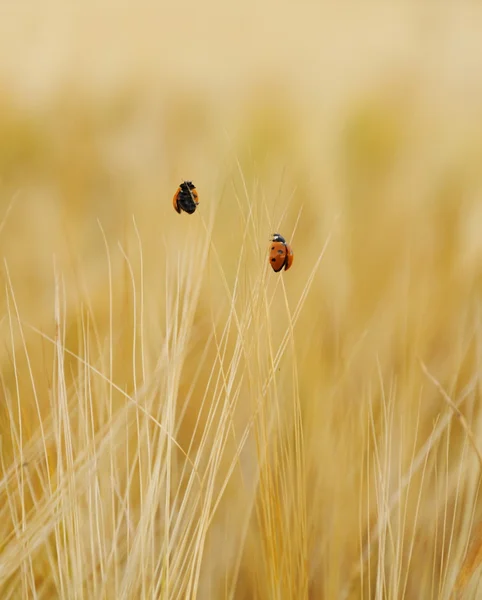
<box><xmin>269</xmin><ymin>233</ymin><xmax>294</xmax><ymax>272</ymax></box>
<box><xmin>173</xmin><ymin>181</ymin><xmax>199</xmax><ymax>214</ymax></box>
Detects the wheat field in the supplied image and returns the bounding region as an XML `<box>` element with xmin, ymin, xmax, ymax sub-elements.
<box><xmin>1</xmin><ymin>2</ymin><xmax>482</xmax><ymax>599</ymax></box>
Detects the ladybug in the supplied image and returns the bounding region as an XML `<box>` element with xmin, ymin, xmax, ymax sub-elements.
<box><xmin>173</xmin><ymin>181</ymin><xmax>199</xmax><ymax>214</ymax></box>
<box><xmin>269</xmin><ymin>233</ymin><xmax>294</xmax><ymax>272</ymax></box>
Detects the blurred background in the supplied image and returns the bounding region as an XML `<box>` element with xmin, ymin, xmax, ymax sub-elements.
<box><xmin>2</xmin><ymin>1</ymin><xmax>482</xmax><ymax>598</ymax></box>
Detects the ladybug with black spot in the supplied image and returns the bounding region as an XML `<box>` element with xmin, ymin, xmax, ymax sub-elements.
<box><xmin>173</xmin><ymin>181</ymin><xmax>199</xmax><ymax>214</ymax></box>
<box><xmin>269</xmin><ymin>233</ymin><xmax>294</xmax><ymax>272</ymax></box>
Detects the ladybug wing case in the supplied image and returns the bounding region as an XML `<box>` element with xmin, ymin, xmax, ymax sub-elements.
<box><xmin>269</xmin><ymin>242</ymin><xmax>288</xmax><ymax>272</ymax></box>
<box><xmin>284</xmin><ymin>245</ymin><xmax>294</xmax><ymax>271</ymax></box>
<box><xmin>173</xmin><ymin>188</ymin><xmax>182</xmax><ymax>213</ymax></box>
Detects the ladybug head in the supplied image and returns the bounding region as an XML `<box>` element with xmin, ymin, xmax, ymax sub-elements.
<box><xmin>271</xmin><ymin>233</ymin><xmax>286</xmax><ymax>244</ymax></box>
<box><xmin>181</xmin><ymin>180</ymin><xmax>196</xmax><ymax>191</ymax></box>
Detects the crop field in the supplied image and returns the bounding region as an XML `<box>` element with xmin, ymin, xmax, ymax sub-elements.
<box><xmin>1</xmin><ymin>2</ymin><xmax>482</xmax><ymax>598</ymax></box>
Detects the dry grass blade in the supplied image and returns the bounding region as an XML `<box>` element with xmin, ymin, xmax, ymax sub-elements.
<box><xmin>420</xmin><ymin>361</ymin><xmax>482</xmax><ymax>599</ymax></box>
<box><xmin>341</xmin><ymin>377</ymin><xmax>479</xmax><ymax>600</ymax></box>
<box><xmin>452</xmin><ymin>520</ymin><xmax>482</xmax><ymax>599</ymax></box>
<box><xmin>420</xmin><ymin>361</ymin><xmax>482</xmax><ymax>472</ymax></box>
